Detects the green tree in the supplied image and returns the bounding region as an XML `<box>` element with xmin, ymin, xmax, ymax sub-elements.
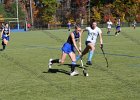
<box><xmin>0</xmin><ymin>4</ymin><xmax>7</xmax><ymax>17</ymax></box>
<box><xmin>7</xmin><ymin>2</ymin><xmax>25</xmax><ymax>19</ymax></box>
<box><xmin>38</xmin><ymin>0</ymin><xmax>57</xmax><ymax>23</ymax></box>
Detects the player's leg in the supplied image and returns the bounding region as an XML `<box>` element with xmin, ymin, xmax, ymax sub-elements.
<box><xmin>107</xmin><ymin>28</ymin><xmax>110</xmax><ymax>34</ymax></box>
<box><xmin>68</xmin><ymin>26</ymin><xmax>70</xmax><ymax>31</ymax></box>
<box><xmin>86</xmin><ymin>43</ymin><xmax>95</xmax><ymax>65</ymax></box>
<box><xmin>117</xmin><ymin>27</ymin><xmax>121</xmax><ymax>35</ymax></box>
<box><xmin>76</xmin><ymin>43</ymin><xmax>95</xmax><ymax>65</ymax></box>
<box><xmin>69</xmin><ymin>27</ymin><xmax>70</xmax><ymax>31</ymax></box>
<box><xmin>109</xmin><ymin>28</ymin><xmax>111</xmax><ymax>34</ymax></box>
<box><xmin>115</xmin><ymin>26</ymin><xmax>121</xmax><ymax>36</ymax></box>
<box><xmin>115</xmin><ymin>27</ymin><xmax>118</xmax><ymax>36</ymax></box>
<box><xmin>69</xmin><ymin>52</ymin><xmax>79</xmax><ymax>76</ymax></box>
<box><xmin>134</xmin><ymin>25</ymin><xmax>136</xmax><ymax>29</ymax></box>
<box><xmin>2</xmin><ymin>39</ymin><xmax>8</xmax><ymax>50</ymax></box>
<box><xmin>76</xmin><ymin>41</ymin><xmax>91</xmax><ymax>61</ymax></box>
<box><xmin>76</xmin><ymin>44</ymin><xmax>89</xmax><ymax>61</ymax></box>
<box><xmin>48</xmin><ymin>52</ymin><xmax>67</xmax><ymax>68</ymax></box>
<box><xmin>48</xmin><ymin>42</ymin><xmax>70</xmax><ymax>68</ymax></box>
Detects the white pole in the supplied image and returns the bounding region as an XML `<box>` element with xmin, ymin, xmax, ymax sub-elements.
<box><xmin>16</xmin><ymin>0</ymin><xmax>19</xmax><ymax>30</ymax></box>
<box><xmin>30</xmin><ymin>0</ymin><xmax>33</xmax><ymax>27</ymax></box>
<box><xmin>89</xmin><ymin>0</ymin><xmax>90</xmax><ymax>23</ymax></box>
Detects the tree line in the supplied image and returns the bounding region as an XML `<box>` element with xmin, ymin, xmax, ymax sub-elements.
<box><xmin>0</xmin><ymin>0</ymin><xmax>140</xmax><ymax>26</ymax></box>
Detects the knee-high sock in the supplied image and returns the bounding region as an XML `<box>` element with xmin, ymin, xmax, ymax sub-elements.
<box><xmin>88</xmin><ymin>50</ymin><xmax>94</xmax><ymax>61</ymax></box>
<box><xmin>2</xmin><ymin>41</ymin><xmax>6</xmax><ymax>50</ymax></box>
<box><xmin>2</xmin><ymin>41</ymin><xmax>4</xmax><ymax>45</ymax></box>
<box><xmin>76</xmin><ymin>55</ymin><xmax>81</xmax><ymax>61</ymax></box>
<box><xmin>51</xmin><ymin>59</ymin><xmax>60</xmax><ymax>63</ymax></box>
<box><xmin>3</xmin><ymin>44</ymin><xmax>6</xmax><ymax>50</ymax></box>
<box><xmin>71</xmin><ymin>61</ymin><xmax>76</xmax><ymax>72</ymax></box>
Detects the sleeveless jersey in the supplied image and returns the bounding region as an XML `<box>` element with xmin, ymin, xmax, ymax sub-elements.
<box><xmin>117</xmin><ymin>21</ymin><xmax>121</xmax><ymax>27</ymax></box>
<box><xmin>86</xmin><ymin>27</ymin><xmax>102</xmax><ymax>44</ymax></box>
<box><xmin>3</xmin><ymin>27</ymin><xmax>10</xmax><ymax>35</ymax></box>
<box><xmin>67</xmin><ymin>31</ymin><xmax>80</xmax><ymax>45</ymax></box>
<box><xmin>107</xmin><ymin>21</ymin><xmax>113</xmax><ymax>28</ymax></box>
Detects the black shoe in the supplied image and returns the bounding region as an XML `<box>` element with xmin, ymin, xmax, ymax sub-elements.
<box><xmin>86</xmin><ymin>61</ymin><xmax>92</xmax><ymax>65</ymax></box>
<box><xmin>0</xmin><ymin>49</ymin><xmax>4</xmax><ymax>51</ymax></box>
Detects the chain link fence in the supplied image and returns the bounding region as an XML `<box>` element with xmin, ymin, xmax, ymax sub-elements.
<box><xmin>32</xmin><ymin>22</ymin><xmax>140</xmax><ymax>30</ymax></box>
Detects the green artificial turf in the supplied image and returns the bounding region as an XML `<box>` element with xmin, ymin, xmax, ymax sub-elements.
<box><xmin>0</xmin><ymin>27</ymin><xmax>140</xmax><ymax>100</ymax></box>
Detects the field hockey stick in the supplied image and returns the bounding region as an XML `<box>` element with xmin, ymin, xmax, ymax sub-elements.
<box><xmin>100</xmin><ymin>47</ymin><xmax>109</xmax><ymax>67</ymax></box>
<box><xmin>80</xmin><ymin>57</ymin><xmax>88</xmax><ymax>76</ymax></box>
<box><xmin>79</xmin><ymin>48</ymin><xmax>89</xmax><ymax>77</ymax></box>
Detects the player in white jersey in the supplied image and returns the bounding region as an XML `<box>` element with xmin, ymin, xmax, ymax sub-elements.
<box><xmin>76</xmin><ymin>20</ymin><xmax>103</xmax><ymax>65</ymax></box>
<box><xmin>132</xmin><ymin>20</ymin><xmax>137</xmax><ymax>29</ymax></box>
<box><xmin>107</xmin><ymin>19</ymin><xmax>113</xmax><ymax>35</ymax></box>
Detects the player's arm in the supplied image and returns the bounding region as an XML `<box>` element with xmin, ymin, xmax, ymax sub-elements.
<box><xmin>0</xmin><ymin>29</ymin><xmax>4</xmax><ymax>38</ymax></box>
<box><xmin>83</xmin><ymin>28</ymin><xmax>88</xmax><ymax>32</ymax></box>
<box><xmin>8</xmin><ymin>28</ymin><xmax>10</xmax><ymax>36</ymax></box>
<box><xmin>99</xmin><ymin>30</ymin><xmax>103</xmax><ymax>48</ymax></box>
<box><xmin>78</xmin><ymin>30</ymin><xmax>83</xmax><ymax>51</ymax></box>
<box><xmin>80</xmin><ymin>28</ymin><xmax>88</xmax><ymax>35</ymax></box>
<box><xmin>70</xmin><ymin>32</ymin><xmax>81</xmax><ymax>55</ymax></box>
<box><xmin>78</xmin><ymin>28</ymin><xmax>87</xmax><ymax>50</ymax></box>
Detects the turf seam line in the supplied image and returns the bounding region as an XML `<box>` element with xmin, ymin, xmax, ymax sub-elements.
<box><xmin>121</xmin><ymin>31</ymin><xmax>140</xmax><ymax>45</ymax></box>
<box><xmin>42</xmin><ymin>30</ymin><xmax>65</xmax><ymax>43</ymax></box>
<box><xmin>0</xmin><ymin>52</ymin><xmax>66</xmax><ymax>91</ymax></box>
<box><xmin>94</xmin><ymin>63</ymin><xmax>140</xmax><ymax>93</ymax></box>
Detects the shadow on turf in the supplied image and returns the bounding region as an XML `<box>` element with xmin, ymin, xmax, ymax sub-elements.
<box><xmin>45</xmin><ymin>69</ymin><xmax>70</xmax><ymax>75</ymax></box>
<box><xmin>63</xmin><ymin>64</ymin><xmax>89</xmax><ymax>68</ymax></box>
<box><xmin>43</xmin><ymin>64</ymin><xmax>89</xmax><ymax>75</ymax></box>
<box><xmin>103</xmin><ymin>34</ymin><xmax>115</xmax><ymax>36</ymax></box>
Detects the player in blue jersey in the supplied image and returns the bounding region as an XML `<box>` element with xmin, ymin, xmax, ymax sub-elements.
<box><xmin>67</xmin><ymin>21</ymin><xmax>71</xmax><ymax>31</ymax></box>
<box><xmin>76</xmin><ymin>20</ymin><xmax>103</xmax><ymax>65</ymax></box>
<box><xmin>48</xmin><ymin>25</ymin><xmax>82</xmax><ymax>76</ymax></box>
<box><xmin>115</xmin><ymin>19</ymin><xmax>121</xmax><ymax>36</ymax></box>
<box><xmin>0</xmin><ymin>23</ymin><xmax>10</xmax><ymax>50</ymax></box>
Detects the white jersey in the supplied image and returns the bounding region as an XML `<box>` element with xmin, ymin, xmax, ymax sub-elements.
<box><xmin>132</xmin><ymin>21</ymin><xmax>137</xmax><ymax>26</ymax></box>
<box><xmin>107</xmin><ymin>21</ymin><xmax>113</xmax><ymax>28</ymax></box>
<box><xmin>86</xmin><ymin>27</ymin><xmax>102</xmax><ymax>44</ymax></box>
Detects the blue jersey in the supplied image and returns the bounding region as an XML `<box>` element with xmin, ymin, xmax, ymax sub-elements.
<box><xmin>62</xmin><ymin>31</ymin><xmax>80</xmax><ymax>54</ymax></box>
<box><xmin>67</xmin><ymin>23</ymin><xmax>71</xmax><ymax>28</ymax></box>
<box><xmin>117</xmin><ymin>21</ymin><xmax>121</xmax><ymax>27</ymax></box>
<box><xmin>2</xmin><ymin>27</ymin><xmax>10</xmax><ymax>41</ymax></box>
<box><xmin>67</xmin><ymin>31</ymin><xmax>80</xmax><ymax>45</ymax></box>
<box><xmin>3</xmin><ymin>27</ymin><xmax>10</xmax><ymax>35</ymax></box>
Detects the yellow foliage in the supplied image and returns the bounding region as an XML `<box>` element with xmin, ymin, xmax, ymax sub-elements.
<box><xmin>0</xmin><ymin>15</ymin><xmax>4</xmax><ymax>21</ymax></box>
<box><xmin>91</xmin><ymin>8</ymin><xmax>101</xmax><ymax>22</ymax></box>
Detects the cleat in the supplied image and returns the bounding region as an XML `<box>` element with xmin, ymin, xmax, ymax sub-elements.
<box><xmin>48</xmin><ymin>59</ymin><xmax>53</xmax><ymax>69</ymax></box>
<box><xmin>70</xmin><ymin>70</ymin><xmax>79</xmax><ymax>76</ymax></box>
<box><xmin>86</xmin><ymin>61</ymin><xmax>92</xmax><ymax>65</ymax></box>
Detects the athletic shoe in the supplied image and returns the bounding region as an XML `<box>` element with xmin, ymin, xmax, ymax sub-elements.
<box><xmin>70</xmin><ymin>70</ymin><xmax>79</xmax><ymax>76</ymax></box>
<box><xmin>86</xmin><ymin>61</ymin><xmax>92</xmax><ymax>65</ymax></box>
<box><xmin>48</xmin><ymin>59</ymin><xmax>53</xmax><ymax>69</ymax></box>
